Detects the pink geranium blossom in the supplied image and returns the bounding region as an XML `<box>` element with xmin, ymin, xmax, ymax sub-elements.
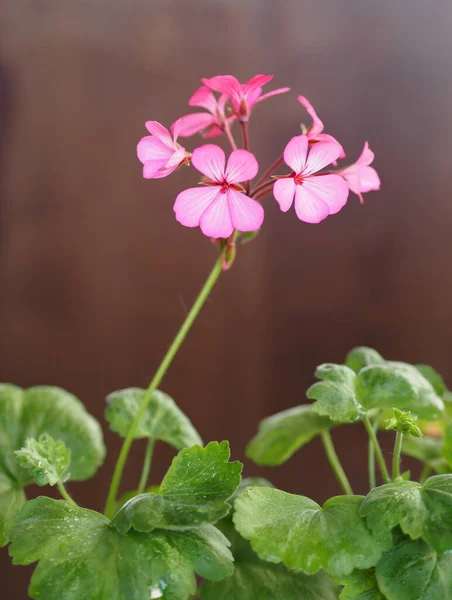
<box><xmin>172</xmin><ymin>86</ymin><xmax>232</xmax><ymax>139</ymax></box>
<box><xmin>273</xmin><ymin>135</ymin><xmax>349</xmax><ymax>223</ymax></box>
<box><xmin>340</xmin><ymin>142</ymin><xmax>381</xmax><ymax>204</ymax></box>
<box><xmin>174</xmin><ymin>145</ymin><xmax>264</xmax><ymax>238</ymax></box>
<box><xmin>137</xmin><ymin>120</ymin><xmax>188</xmax><ymax>179</ymax></box>
<box><xmin>202</xmin><ymin>74</ymin><xmax>290</xmax><ymax>121</ymax></box>
<box><xmin>298</xmin><ymin>95</ymin><xmax>345</xmax><ymax>158</ymax></box>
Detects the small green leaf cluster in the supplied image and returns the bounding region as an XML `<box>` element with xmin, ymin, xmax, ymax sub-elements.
<box><xmin>385</xmin><ymin>408</ymin><xmax>423</xmax><ymax>438</ymax></box>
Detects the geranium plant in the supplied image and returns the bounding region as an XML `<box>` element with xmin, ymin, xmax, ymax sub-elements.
<box><xmin>3</xmin><ymin>74</ymin><xmax>451</xmax><ymax>600</ymax></box>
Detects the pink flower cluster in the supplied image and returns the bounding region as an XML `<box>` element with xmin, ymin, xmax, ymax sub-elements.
<box><xmin>137</xmin><ymin>74</ymin><xmax>380</xmax><ymax>239</ymax></box>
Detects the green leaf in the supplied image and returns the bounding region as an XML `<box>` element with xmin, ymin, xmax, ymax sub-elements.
<box><xmin>402</xmin><ymin>436</ymin><xmax>449</xmax><ymax>474</ymax></box>
<box><xmin>345</xmin><ymin>347</ymin><xmax>385</xmax><ymax>373</ymax></box>
<box><xmin>442</xmin><ymin>424</ymin><xmax>452</xmax><ymax>468</ymax></box>
<box><xmin>239</xmin><ymin>230</ymin><xmax>259</xmax><ymax>244</ymax></box>
<box><xmin>376</xmin><ymin>534</ymin><xmax>452</xmax><ymax>600</ymax></box>
<box><xmin>6</xmin><ymin>496</ymin><xmax>233</xmax><ymax>600</ymax></box>
<box><xmin>113</xmin><ymin>441</ymin><xmax>242</xmax><ymax>533</ymax></box>
<box><xmin>355</xmin><ymin>363</ymin><xmax>444</xmax><ymax>420</ymax></box>
<box><xmin>415</xmin><ymin>365</ymin><xmax>447</xmax><ymax>397</ymax></box>
<box><xmin>105</xmin><ymin>388</ymin><xmax>202</xmax><ymax>449</ymax></box>
<box><xmin>230</xmin><ymin>477</ymin><xmax>274</xmax><ymax>504</ymax></box>
<box><xmin>360</xmin><ymin>475</ymin><xmax>452</xmax><ymax>553</ymax></box>
<box><xmin>201</xmin><ymin>519</ymin><xmax>338</xmax><ymax>600</ymax></box>
<box><xmin>0</xmin><ymin>475</ymin><xmax>25</xmax><ymax>546</ymax></box>
<box><xmin>15</xmin><ymin>433</ymin><xmax>71</xmax><ymax>486</ymax></box>
<box><xmin>0</xmin><ymin>384</ymin><xmax>105</xmax><ymax>545</ymax></box>
<box><xmin>246</xmin><ymin>405</ymin><xmax>332</xmax><ymax>465</ymax></box>
<box><xmin>234</xmin><ymin>487</ymin><xmax>390</xmax><ymax>577</ymax></box>
<box><xmin>0</xmin><ymin>384</ymin><xmax>104</xmax><ymax>482</ymax></box>
<box><xmin>336</xmin><ymin>569</ymin><xmax>385</xmax><ymax>600</ymax></box>
<box><xmin>307</xmin><ymin>364</ymin><xmax>363</xmax><ymax>423</ymax></box>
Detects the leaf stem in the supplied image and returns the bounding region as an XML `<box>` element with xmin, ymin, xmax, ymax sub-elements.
<box><xmin>104</xmin><ymin>253</ymin><xmax>224</xmax><ymax>518</ymax></box>
<box><xmin>392</xmin><ymin>431</ymin><xmax>403</xmax><ymax>481</ymax></box>
<box><xmin>368</xmin><ymin>413</ymin><xmax>381</xmax><ymax>489</ymax></box>
<box><xmin>363</xmin><ymin>414</ymin><xmax>391</xmax><ymax>484</ymax></box>
<box><xmin>419</xmin><ymin>464</ymin><xmax>431</xmax><ymax>484</ymax></box>
<box><xmin>137</xmin><ymin>438</ymin><xmax>155</xmax><ymax>494</ymax></box>
<box><xmin>321</xmin><ymin>430</ymin><xmax>353</xmax><ymax>495</ymax></box>
<box><xmin>57</xmin><ymin>481</ymin><xmax>76</xmax><ymax>505</ymax></box>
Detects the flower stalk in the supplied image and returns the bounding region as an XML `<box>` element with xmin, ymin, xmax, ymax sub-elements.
<box><xmin>320</xmin><ymin>430</ymin><xmax>353</xmax><ymax>495</ymax></box>
<box><xmin>104</xmin><ymin>252</ymin><xmax>225</xmax><ymax>518</ymax></box>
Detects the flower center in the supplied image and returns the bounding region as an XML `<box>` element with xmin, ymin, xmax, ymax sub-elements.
<box><xmin>294</xmin><ymin>173</ymin><xmax>304</xmax><ymax>185</ymax></box>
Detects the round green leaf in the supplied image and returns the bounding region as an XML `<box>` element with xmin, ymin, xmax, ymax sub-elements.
<box><xmin>201</xmin><ymin>519</ymin><xmax>338</xmax><ymax>600</ymax></box>
<box><xmin>307</xmin><ymin>364</ymin><xmax>362</xmax><ymax>423</ymax></box>
<box><xmin>6</xmin><ymin>497</ymin><xmax>233</xmax><ymax>600</ymax></box>
<box><xmin>336</xmin><ymin>569</ymin><xmax>385</xmax><ymax>600</ymax></box>
<box><xmin>113</xmin><ymin>441</ymin><xmax>242</xmax><ymax>533</ymax></box>
<box><xmin>105</xmin><ymin>387</ymin><xmax>202</xmax><ymax>449</ymax></box>
<box><xmin>0</xmin><ymin>384</ymin><xmax>105</xmax><ymax>544</ymax></box>
<box><xmin>376</xmin><ymin>534</ymin><xmax>452</xmax><ymax>600</ymax></box>
<box><xmin>345</xmin><ymin>347</ymin><xmax>385</xmax><ymax>373</ymax></box>
<box><xmin>234</xmin><ymin>487</ymin><xmax>390</xmax><ymax>577</ymax></box>
<box><xmin>402</xmin><ymin>436</ymin><xmax>450</xmax><ymax>474</ymax></box>
<box><xmin>246</xmin><ymin>405</ymin><xmax>332</xmax><ymax>465</ymax></box>
<box><xmin>415</xmin><ymin>365</ymin><xmax>447</xmax><ymax>397</ymax></box>
<box><xmin>360</xmin><ymin>475</ymin><xmax>452</xmax><ymax>553</ymax></box>
<box><xmin>355</xmin><ymin>363</ymin><xmax>444</xmax><ymax>420</ymax></box>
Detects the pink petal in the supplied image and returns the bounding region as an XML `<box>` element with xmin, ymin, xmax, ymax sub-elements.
<box><xmin>257</xmin><ymin>87</ymin><xmax>291</xmax><ymax>103</ymax></box>
<box><xmin>314</xmin><ymin>134</ymin><xmax>346</xmax><ymax>159</ymax></box>
<box><xmin>355</xmin><ymin>142</ymin><xmax>375</xmax><ymax>168</ymax></box>
<box><xmin>172</xmin><ymin>113</ymin><xmax>217</xmax><ymax>138</ymax></box>
<box><xmin>293</xmin><ymin>183</ymin><xmax>330</xmax><ymax>224</ymax></box>
<box><xmin>142</xmin><ymin>159</ymin><xmax>168</xmax><ymax>179</ymax></box>
<box><xmin>191</xmin><ymin>144</ymin><xmax>226</xmax><ymax>182</ymax></box>
<box><xmin>273</xmin><ymin>178</ymin><xmax>296</xmax><ymax>212</ymax></box>
<box><xmin>203</xmin><ymin>125</ymin><xmax>225</xmax><ymax>138</ymax></box>
<box><xmin>302</xmin><ymin>174</ymin><xmax>349</xmax><ymax>215</ymax></box>
<box><xmin>137</xmin><ymin>137</ymin><xmax>172</xmax><ymax>164</ymax></box>
<box><xmin>174</xmin><ymin>186</ymin><xmax>220</xmax><ymax>227</ymax></box>
<box><xmin>303</xmin><ymin>141</ymin><xmax>343</xmax><ymax>176</ymax></box>
<box><xmin>245</xmin><ymin>74</ymin><xmax>274</xmax><ymax>94</ymax></box>
<box><xmin>144</xmin><ymin>121</ymin><xmax>174</xmax><ymax>147</ymax></box>
<box><xmin>298</xmin><ymin>95</ymin><xmax>324</xmax><ymax>137</ymax></box>
<box><xmin>199</xmin><ymin>193</ymin><xmax>234</xmax><ymax>238</ymax></box>
<box><xmin>188</xmin><ymin>86</ymin><xmax>218</xmax><ymax>113</ymax></box>
<box><xmin>225</xmin><ymin>150</ymin><xmax>259</xmax><ymax>184</ymax></box>
<box><xmin>283</xmin><ymin>135</ymin><xmax>309</xmax><ymax>173</ymax></box>
<box><xmin>358</xmin><ymin>166</ymin><xmax>380</xmax><ymax>192</ymax></box>
<box><xmin>201</xmin><ymin>75</ymin><xmax>242</xmax><ymax>104</ymax></box>
<box><xmin>227</xmin><ymin>188</ymin><xmax>264</xmax><ymax>232</ymax></box>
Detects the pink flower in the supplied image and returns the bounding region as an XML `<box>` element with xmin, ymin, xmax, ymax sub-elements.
<box><xmin>172</xmin><ymin>86</ymin><xmax>232</xmax><ymax>139</ymax></box>
<box><xmin>137</xmin><ymin>120</ymin><xmax>188</xmax><ymax>179</ymax></box>
<box><xmin>201</xmin><ymin>74</ymin><xmax>290</xmax><ymax>121</ymax></box>
<box><xmin>298</xmin><ymin>95</ymin><xmax>345</xmax><ymax>158</ymax></box>
<box><xmin>340</xmin><ymin>142</ymin><xmax>381</xmax><ymax>204</ymax></box>
<box><xmin>273</xmin><ymin>135</ymin><xmax>349</xmax><ymax>223</ymax></box>
<box><xmin>174</xmin><ymin>145</ymin><xmax>264</xmax><ymax>238</ymax></box>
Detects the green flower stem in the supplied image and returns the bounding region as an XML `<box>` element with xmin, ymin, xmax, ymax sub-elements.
<box><xmin>368</xmin><ymin>414</ymin><xmax>381</xmax><ymax>489</ymax></box>
<box><xmin>321</xmin><ymin>430</ymin><xmax>353</xmax><ymax>495</ymax></box>
<box><xmin>57</xmin><ymin>481</ymin><xmax>76</xmax><ymax>505</ymax></box>
<box><xmin>392</xmin><ymin>431</ymin><xmax>403</xmax><ymax>481</ymax></box>
<box><xmin>420</xmin><ymin>464</ymin><xmax>432</xmax><ymax>484</ymax></box>
<box><xmin>137</xmin><ymin>438</ymin><xmax>155</xmax><ymax>494</ymax></box>
<box><xmin>363</xmin><ymin>414</ymin><xmax>391</xmax><ymax>484</ymax></box>
<box><xmin>104</xmin><ymin>253</ymin><xmax>224</xmax><ymax>518</ymax></box>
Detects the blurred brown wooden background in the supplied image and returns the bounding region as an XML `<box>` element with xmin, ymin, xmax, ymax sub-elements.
<box><xmin>1</xmin><ymin>0</ymin><xmax>452</xmax><ymax>596</ymax></box>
